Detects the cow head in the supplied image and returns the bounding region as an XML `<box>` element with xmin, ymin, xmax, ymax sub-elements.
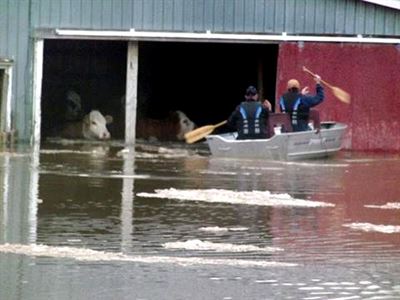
<box><xmin>65</xmin><ymin>90</ymin><xmax>83</xmax><ymax>121</ymax></box>
<box><xmin>174</xmin><ymin>110</ymin><xmax>196</xmax><ymax>140</ymax></box>
<box><xmin>82</xmin><ymin>110</ymin><xmax>113</xmax><ymax>140</ymax></box>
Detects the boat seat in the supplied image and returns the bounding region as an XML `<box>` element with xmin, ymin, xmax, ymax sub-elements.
<box><xmin>267</xmin><ymin>113</ymin><xmax>293</xmax><ymax>137</ymax></box>
<box><xmin>267</xmin><ymin>110</ymin><xmax>322</xmax><ymax>137</ymax></box>
<box><xmin>309</xmin><ymin>110</ymin><xmax>321</xmax><ymax>131</ymax></box>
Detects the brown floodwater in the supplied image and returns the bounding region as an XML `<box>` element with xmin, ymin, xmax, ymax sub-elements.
<box><xmin>0</xmin><ymin>139</ymin><xmax>399</xmax><ymax>300</ymax></box>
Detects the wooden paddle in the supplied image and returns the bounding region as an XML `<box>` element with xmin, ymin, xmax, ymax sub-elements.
<box><xmin>302</xmin><ymin>66</ymin><xmax>351</xmax><ymax>104</ymax></box>
<box><xmin>184</xmin><ymin>120</ymin><xmax>227</xmax><ymax>144</ymax></box>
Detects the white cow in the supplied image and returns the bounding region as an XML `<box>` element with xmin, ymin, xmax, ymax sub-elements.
<box><xmin>136</xmin><ymin>111</ymin><xmax>196</xmax><ymax>141</ymax></box>
<box><xmin>59</xmin><ymin>110</ymin><xmax>113</xmax><ymax>140</ymax></box>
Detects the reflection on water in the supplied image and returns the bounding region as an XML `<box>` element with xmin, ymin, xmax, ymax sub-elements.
<box><xmin>1</xmin><ymin>140</ymin><xmax>400</xmax><ymax>300</ymax></box>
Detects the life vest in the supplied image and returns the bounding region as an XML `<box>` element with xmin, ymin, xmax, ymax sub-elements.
<box><xmin>237</xmin><ymin>101</ymin><xmax>266</xmax><ymax>139</ymax></box>
<box><xmin>279</xmin><ymin>93</ymin><xmax>310</xmax><ymax>130</ymax></box>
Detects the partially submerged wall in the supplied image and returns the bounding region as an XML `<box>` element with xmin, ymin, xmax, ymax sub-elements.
<box><xmin>277</xmin><ymin>42</ymin><xmax>400</xmax><ymax>152</ymax></box>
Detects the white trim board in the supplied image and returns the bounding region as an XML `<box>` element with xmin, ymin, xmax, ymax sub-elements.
<box><xmin>32</xmin><ymin>40</ymin><xmax>44</xmax><ymax>145</ymax></box>
<box><xmin>55</xmin><ymin>29</ymin><xmax>400</xmax><ymax>44</ymax></box>
<box><xmin>0</xmin><ymin>61</ymin><xmax>13</xmax><ymax>133</ymax></box>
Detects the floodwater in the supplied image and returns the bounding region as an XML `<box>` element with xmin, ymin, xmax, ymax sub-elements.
<box><xmin>0</xmin><ymin>139</ymin><xmax>399</xmax><ymax>300</ymax></box>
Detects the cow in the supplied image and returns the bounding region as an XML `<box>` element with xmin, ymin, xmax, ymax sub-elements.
<box><xmin>59</xmin><ymin>110</ymin><xmax>113</xmax><ymax>140</ymax></box>
<box><xmin>64</xmin><ymin>90</ymin><xmax>83</xmax><ymax>121</ymax></box>
<box><xmin>136</xmin><ymin>110</ymin><xmax>196</xmax><ymax>141</ymax></box>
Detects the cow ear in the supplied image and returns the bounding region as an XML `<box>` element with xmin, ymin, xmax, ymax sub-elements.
<box><xmin>105</xmin><ymin>115</ymin><xmax>113</xmax><ymax>124</ymax></box>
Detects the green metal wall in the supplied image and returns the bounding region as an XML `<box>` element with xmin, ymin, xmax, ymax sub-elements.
<box><xmin>0</xmin><ymin>0</ymin><xmax>31</xmax><ymax>141</ymax></box>
<box><xmin>1</xmin><ymin>0</ymin><xmax>400</xmax><ymax>142</ymax></box>
<box><xmin>28</xmin><ymin>0</ymin><xmax>400</xmax><ymax>35</ymax></box>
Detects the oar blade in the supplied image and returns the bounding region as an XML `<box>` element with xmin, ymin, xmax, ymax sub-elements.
<box><xmin>303</xmin><ymin>66</ymin><xmax>351</xmax><ymax>104</ymax></box>
<box><xmin>184</xmin><ymin>125</ymin><xmax>214</xmax><ymax>140</ymax></box>
<box><xmin>332</xmin><ymin>86</ymin><xmax>351</xmax><ymax>104</ymax></box>
<box><xmin>184</xmin><ymin>120</ymin><xmax>228</xmax><ymax>144</ymax></box>
<box><xmin>185</xmin><ymin>128</ymin><xmax>214</xmax><ymax>144</ymax></box>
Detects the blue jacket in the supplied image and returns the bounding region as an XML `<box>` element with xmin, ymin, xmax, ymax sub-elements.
<box><xmin>279</xmin><ymin>84</ymin><xmax>324</xmax><ymax>131</ymax></box>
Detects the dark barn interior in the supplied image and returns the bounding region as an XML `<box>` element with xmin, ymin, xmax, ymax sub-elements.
<box><xmin>41</xmin><ymin>39</ymin><xmax>278</xmax><ymax>140</ymax></box>
<box><xmin>41</xmin><ymin>39</ymin><xmax>127</xmax><ymax>139</ymax></box>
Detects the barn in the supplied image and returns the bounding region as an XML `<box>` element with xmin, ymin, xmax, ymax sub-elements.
<box><xmin>1</xmin><ymin>0</ymin><xmax>400</xmax><ymax>151</ymax></box>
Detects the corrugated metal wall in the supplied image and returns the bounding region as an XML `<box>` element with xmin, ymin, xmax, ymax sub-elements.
<box><xmin>277</xmin><ymin>42</ymin><xmax>400</xmax><ymax>152</ymax></box>
<box><xmin>27</xmin><ymin>0</ymin><xmax>400</xmax><ymax>35</ymax></box>
<box><xmin>0</xmin><ymin>0</ymin><xmax>31</xmax><ymax>141</ymax></box>
<box><xmin>1</xmin><ymin>0</ymin><xmax>400</xmax><ymax>142</ymax></box>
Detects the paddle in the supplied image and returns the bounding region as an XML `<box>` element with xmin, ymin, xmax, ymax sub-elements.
<box><xmin>302</xmin><ymin>66</ymin><xmax>351</xmax><ymax>104</ymax></box>
<box><xmin>184</xmin><ymin>120</ymin><xmax>227</xmax><ymax>144</ymax></box>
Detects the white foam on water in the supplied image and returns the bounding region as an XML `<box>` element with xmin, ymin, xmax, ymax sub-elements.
<box><xmin>298</xmin><ymin>287</ymin><xmax>325</xmax><ymax>291</ymax></box>
<box><xmin>344</xmin><ymin>157</ymin><xmax>400</xmax><ymax>163</ymax></box>
<box><xmin>365</xmin><ymin>202</ymin><xmax>400</xmax><ymax>210</ymax></box>
<box><xmin>239</xmin><ymin>166</ymin><xmax>284</xmax><ymax>171</ymax></box>
<box><xmin>137</xmin><ymin>188</ymin><xmax>335</xmax><ymax>208</ymax></box>
<box><xmin>209</xmin><ymin>277</ymin><xmax>224</xmax><ymax>281</ymax></box>
<box><xmin>199</xmin><ymin>170</ymin><xmax>238</xmax><ymax>175</ymax></box>
<box><xmin>198</xmin><ymin>226</ymin><xmax>249</xmax><ymax>232</ymax></box>
<box><xmin>158</xmin><ymin>147</ymin><xmax>191</xmax><ymax>156</ymax></box>
<box><xmin>107</xmin><ymin>174</ymin><xmax>150</xmax><ymax>179</ymax></box>
<box><xmin>135</xmin><ymin>152</ymin><xmax>161</xmax><ymax>159</ymax></box>
<box><xmin>319</xmin><ymin>296</ymin><xmax>360</xmax><ymax>300</ymax></box>
<box><xmin>343</xmin><ymin>223</ymin><xmax>400</xmax><ymax>233</ymax></box>
<box><xmin>134</xmin><ymin>147</ymin><xmax>199</xmax><ymax>159</ymax></box>
<box><xmin>255</xmin><ymin>279</ymin><xmax>278</xmax><ymax>284</ymax></box>
<box><xmin>40</xmin><ymin>170</ymin><xmax>150</xmax><ymax>180</ymax></box>
<box><xmin>163</xmin><ymin>239</ymin><xmax>282</xmax><ymax>252</ymax></box>
<box><xmin>67</xmin><ymin>239</ymin><xmax>82</xmax><ymax>243</ymax></box>
<box><xmin>277</xmin><ymin>161</ymin><xmax>349</xmax><ymax>168</ymax></box>
<box><xmin>0</xmin><ymin>243</ymin><xmax>296</xmax><ymax>268</ymax></box>
<box><xmin>0</xmin><ymin>152</ymin><xmax>30</xmax><ymax>158</ymax></box>
<box><xmin>40</xmin><ymin>149</ymin><xmax>99</xmax><ymax>155</ymax></box>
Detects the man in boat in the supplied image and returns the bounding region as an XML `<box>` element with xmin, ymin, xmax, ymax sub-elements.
<box><xmin>279</xmin><ymin>74</ymin><xmax>324</xmax><ymax>131</ymax></box>
<box><xmin>227</xmin><ymin>86</ymin><xmax>270</xmax><ymax>140</ymax></box>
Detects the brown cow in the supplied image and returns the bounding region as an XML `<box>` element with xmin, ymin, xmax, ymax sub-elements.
<box><xmin>136</xmin><ymin>111</ymin><xmax>196</xmax><ymax>141</ymax></box>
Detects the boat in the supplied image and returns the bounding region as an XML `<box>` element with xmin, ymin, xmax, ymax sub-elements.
<box><xmin>206</xmin><ymin>113</ymin><xmax>347</xmax><ymax>160</ymax></box>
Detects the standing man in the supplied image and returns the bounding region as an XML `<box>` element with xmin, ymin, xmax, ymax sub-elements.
<box><xmin>227</xmin><ymin>86</ymin><xmax>270</xmax><ymax>140</ymax></box>
<box><xmin>279</xmin><ymin>75</ymin><xmax>324</xmax><ymax>131</ymax></box>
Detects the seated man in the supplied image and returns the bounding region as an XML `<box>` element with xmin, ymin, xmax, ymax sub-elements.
<box><xmin>279</xmin><ymin>75</ymin><xmax>324</xmax><ymax>131</ymax></box>
<box><xmin>227</xmin><ymin>86</ymin><xmax>270</xmax><ymax>140</ymax></box>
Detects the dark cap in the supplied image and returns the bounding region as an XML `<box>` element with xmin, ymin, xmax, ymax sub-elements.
<box><xmin>245</xmin><ymin>86</ymin><xmax>258</xmax><ymax>96</ymax></box>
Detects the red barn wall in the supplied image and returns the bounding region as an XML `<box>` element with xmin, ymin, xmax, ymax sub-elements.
<box><xmin>276</xmin><ymin>42</ymin><xmax>400</xmax><ymax>152</ymax></box>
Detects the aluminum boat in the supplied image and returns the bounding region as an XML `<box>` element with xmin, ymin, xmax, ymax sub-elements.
<box><xmin>206</xmin><ymin>121</ymin><xmax>347</xmax><ymax>160</ymax></box>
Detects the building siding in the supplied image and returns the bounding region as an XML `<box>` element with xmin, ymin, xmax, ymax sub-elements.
<box><xmin>0</xmin><ymin>0</ymin><xmax>31</xmax><ymax>140</ymax></box>
<box><xmin>25</xmin><ymin>0</ymin><xmax>400</xmax><ymax>35</ymax></box>
<box><xmin>277</xmin><ymin>42</ymin><xmax>400</xmax><ymax>152</ymax></box>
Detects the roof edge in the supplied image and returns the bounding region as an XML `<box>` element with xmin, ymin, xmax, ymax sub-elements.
<box><xmin>362</xmin><ymin>0</ymin><xmax>400</xmax><ymax>10</ymax></box>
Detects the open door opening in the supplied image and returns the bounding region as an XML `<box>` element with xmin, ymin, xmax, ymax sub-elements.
<box><xmin>41</xmin><ymin>40</ymin><xmax>127</xmax><ymax>140</ymax></box>
<box><xmin>137</xmin><ymin>42</ymin><xmax>279</xmax><ymax>128</ymax></box>
<box><xmin>40</xmin><ymin>39</ymin><xmax>278</xmax><ymax>142</ymax></box>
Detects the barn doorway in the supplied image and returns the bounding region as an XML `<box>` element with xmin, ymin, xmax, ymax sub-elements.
<box><xmin>40</xmin><ymin>39</ymin><xmax>278</xmax><ymax>141</ymax></box>
<box><xmin>137</xmin><ymin>42</ymin><xmax>278</xmax><ymax>127</ymax></box>
<box><xmin>40</xmin><ymin>39</ymin><xmax>127</xmax><ymax>140</ymax></box>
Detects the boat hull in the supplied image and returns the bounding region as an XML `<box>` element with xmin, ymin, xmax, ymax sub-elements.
<box><xmin>206</xmin><ymin>122</ymin><xmax>347</xmax><ymax>160</ymax></box>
